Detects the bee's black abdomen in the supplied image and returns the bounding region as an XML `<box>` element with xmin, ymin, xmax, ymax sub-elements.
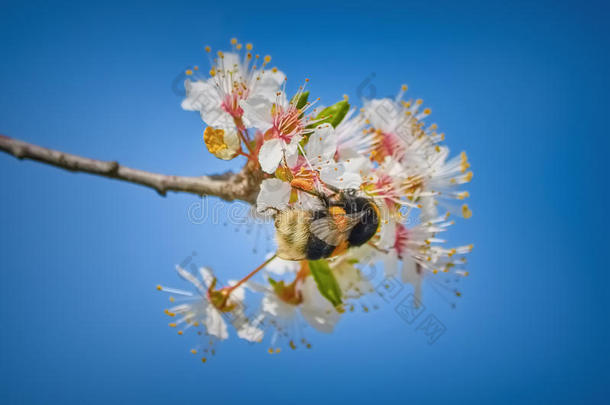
<box><xmin>306</xmin><ymin>234</ymin><xmax>336</xmax><ymax>260</ymax></box>
<box><xmin>345</xmin><ymin>197</ymin><xmax>379</xmax><ymax>247</ymax></box>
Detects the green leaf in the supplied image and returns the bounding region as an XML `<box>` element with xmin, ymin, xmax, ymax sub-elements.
<box><xmin>291</xmin><ymin>91</ymin><xmax>309</xmax><ymax>110</ymax></box>
<box><xmin>308</xmin><ymin>259</ymin><xmax>343</xmax><ymax>309</ymax></box>
<box><xmin>313</xmin><ymin>100</ymin><xmax>350</xmax><ymax>128</ymax></box>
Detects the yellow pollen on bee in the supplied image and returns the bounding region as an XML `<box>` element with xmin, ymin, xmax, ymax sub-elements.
<box><xmin>204</xmin><ymin>46</ymin><xmax>211</xmax><ymax>53</ymax></box>
<box><xmin>185</xmin><ymin>69</ymin><xmax>193</xmax><ymax>75</ymax></box>
<box><xmin>461</xmin><ymin>204</ymin><xmax>473</xmax><ymax>219</ymax></box>
<box><xmin>401</xmin><ymin>84</ymin><xmax>408</xmax><ymax>91</ymax></box>
<box><xmin>230</xmin><ymin>37</ymin><xmax>237</xmax><ymax>45</ymax></box>
<box><xmin>246</xmin><ymin>43</ymin><xmax>253</xmax><ymax>50</ymax></box>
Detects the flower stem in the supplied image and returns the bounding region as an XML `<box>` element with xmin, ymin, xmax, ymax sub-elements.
<box><xmin>228</xmin><ymin>254</ymin><xmax>277</xmax><ymax>293</ymax></box>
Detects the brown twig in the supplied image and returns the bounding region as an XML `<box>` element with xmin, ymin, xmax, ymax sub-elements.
<box><xmin>0</xmin><ymin>135</ymin><xmax>262</xmax><ymax>203</ymax></box>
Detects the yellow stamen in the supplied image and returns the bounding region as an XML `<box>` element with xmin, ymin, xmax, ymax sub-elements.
<box><xmin>461</xmin><ymin>204</ymin><xmax>472</xmax><ymax>219</ymax></box>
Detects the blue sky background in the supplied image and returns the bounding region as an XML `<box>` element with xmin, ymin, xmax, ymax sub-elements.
<box><xmin>0</xmin><ymin>0</ymin><xmax>608</xmax><ymax>404</ymax></box>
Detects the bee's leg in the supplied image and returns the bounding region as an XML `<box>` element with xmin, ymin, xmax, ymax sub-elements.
<box><xmin>261</xmin><ymin>207</ymin><xmax>281</xmax><ymax>216</ymax></box>
<box><xmin>324</xmin><ymin>183</ymin><xmax>341</xmax><ymax>194</ymax></box>
<box><xmin>290</xmin><ymin>182</ymin><xmax>330</xmax><ymax>207</ymax></box>
<box><xmin>367</xmin><ymin>241</ymin><xmax>389</xmax><ymax>254</ymax></box>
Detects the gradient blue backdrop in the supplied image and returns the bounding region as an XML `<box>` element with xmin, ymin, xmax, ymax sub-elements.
<box><xmin>1</xmin><ymin>0</ymin><xmax>608</xmax><ymax>404</ymax></box>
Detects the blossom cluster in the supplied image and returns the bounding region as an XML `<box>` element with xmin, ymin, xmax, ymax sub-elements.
<box><xmin>158</xmin><ymin>39</ymin><xmax>473</xmax><ymax>360</ymax></box>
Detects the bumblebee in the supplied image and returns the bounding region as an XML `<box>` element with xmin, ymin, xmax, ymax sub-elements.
<box><xmin>274</xmin><ymin>188</ymin><xmax>380</xmax><ymax>261</ymax></box>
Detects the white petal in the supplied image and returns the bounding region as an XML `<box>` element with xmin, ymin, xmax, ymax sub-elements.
<box><xmin>420</xmin><ymin>196</ymin><xmax>438</xmax><ymax>222</ymax></box>
<box><xmin>377</xmin><ymin>217</ymin><xmax>396</xmax><ymax>249</ymax></box>
<box><xmin>320</xmin><ymin>162</ymin><xmax>362</xmax><ymax>189</ymax></box>
<box><xmin>401</xmin><ymin>257</ymin><xmax>423</xmax><ymax>305</ymax></box>
<box><xmin>383</xmin><ymin>250</ymin><xmax>399</xmax><ymax>278</ymax></box>
<box><xmin>300</xmin><ymin>277</ymin><xmax>340</xmax><ymax>333</ymax></box>
<box><xmin>175</xmin><ymin>265</ymin><xmax>205</xmax><ymax>294</ymax></box>
<box><xmin>304</xmin><ymin>123</ymin><xmax>336</xmax><ymax>164</ymax></box>
<box><xmin>199</xmin><ymin>267</ymin><xmax>215</xmax><ymax>289</ymax></box>
<box><xmin>182</xmin><ymin>79</ymin><xmax>234</xmax><ymax>128</ymax></box>
<box><xmin>256</xmin><ymin>178</ymin><xmax>291</xmax><ymax>213</ymax></box>
<box><xmin>284</xmin><ymin>135</ymin><xmax>302</xmax><ymax>168</ymax></box>
<box><xmin>364</xmin><ymin>98</ymin><xmax>401</xmax><ymax>132</ymax></box>
<box><xmin>252</xmin><ymin>69</ymin><xmax>286</xmax><ymax>101</ymax></box>
<box><xmin>204</xmin><ymin>306</ymin><xmax>228</xmax><ymax>340</ymax></box>
<box><xmin>264</xmin><ymin>253</ymin><xmax>300</xmax><ymax>275</ymax></box>
<box><xmin>240</xmin><ymin>95</ymin><xmax>273</xmax><ymax>132</ymax></box>
<box><xmin>258</xmin><ymin>139</ymin><xmax>284</xmax><ymax>174</ymax></box>
<box><xmin>236</xmin><ymin>320</ymin><xmax>264</xmax><ymax>342</ymax></box>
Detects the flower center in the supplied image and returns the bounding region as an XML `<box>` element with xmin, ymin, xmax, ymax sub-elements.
<box><xmin>221</xmin><ymin>89</ymin><xmax>248</xmax><ymax>118</ymax></box>
<box><xmin>271</xmin><ymin>104</ymin><xmax>304</xmax><ymax>142</ymax></box>
<box><xmin>394</xmin><ymin>223</ymin><xmax>409</xmax><ymax>259</ymax></box>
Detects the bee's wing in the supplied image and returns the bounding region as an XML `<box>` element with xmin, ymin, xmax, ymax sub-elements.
<box><xmin>309</xmin><ymin>212</ymin><xmax>364</xmax><ymax>246</ymax></box>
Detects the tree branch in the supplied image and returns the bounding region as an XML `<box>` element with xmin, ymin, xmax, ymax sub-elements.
<box><xmin>0</xmin><ymin>135</ymin><xmax>262</xmax><ymax>203</ymax></box>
